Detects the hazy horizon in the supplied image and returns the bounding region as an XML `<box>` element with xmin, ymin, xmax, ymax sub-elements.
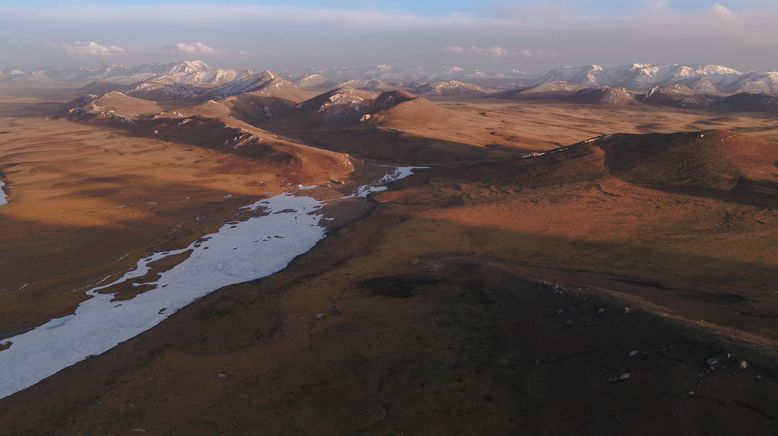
<box><xmin>1</xmin><ymin>1</ymin><xmax>778</xmax><ymax>73</ymax></box>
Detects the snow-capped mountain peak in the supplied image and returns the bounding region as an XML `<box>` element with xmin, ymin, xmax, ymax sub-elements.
<box><xmin>208</xmin><ymin>70</ymin><xmax>306</xmax><ymax>99</ymax></box>
<box><xmin>167</xmin><ymin>60</ymin><xmax>211</xmax><ymax>75</ymax></box>
<box><xmin>534</xmin><ymin>65</ymin><xmax>608</xmax><ymax>86</ymax></box>
<box><xmin>532</xmin><ymin>63</ymin><xmax>746</xmax><ymax>91</ymax></box>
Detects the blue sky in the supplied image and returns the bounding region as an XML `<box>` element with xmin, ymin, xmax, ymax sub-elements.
<box><xmin>1</xmin><ymin>1</ymin><xmax>777</xmax><ymax>72</ymax></box>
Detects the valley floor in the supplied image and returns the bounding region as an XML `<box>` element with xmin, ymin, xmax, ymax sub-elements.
<box><xmin>1</xmin><ymin>92</ymin><xmax>777</xmax><ymax>435</ymax></box>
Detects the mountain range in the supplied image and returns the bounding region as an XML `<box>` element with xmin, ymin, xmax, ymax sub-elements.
<box><xmin>7</xmin><ymin>60</ymin><xmax>778</xmax><ymax>115</ymax></box>
<box><xmin>4</xmin><ymin>60</ymin><xmax>778</xmax><ymax>96</ymax></box>
<box><xmin>531</xmin><ymin>64</ymin><xmax>778</xmax><ymax>94</ymax></box>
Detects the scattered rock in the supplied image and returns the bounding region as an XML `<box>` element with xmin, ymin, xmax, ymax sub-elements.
<box><xmin>623</xmin><ymin>306</ymin><xmax>631</xmax><ymax>314</ymax></box>
<box><xmin>688</xmin><ymin>391</ymin><xmax>696</xmax><ymax>396</ymax></box>
<box><xmin>628</xmin><ymin>350</ymin><xmax>639</xmax><ymax>358</ymax></box>
<box><xmin>609</xmin><ymin>372</ymin><xmax>631</xmax><ymax>383</ymax></box>
<box><xmin>315</xmin><ymin>312</ymin><xmax>327</xmax><ymax>320</ymax></box>
<box><xmin>565</xmin><ymin>320</ymin><xmax>576</xmax><ymax>327</ymax></box>
<box><xmin>597</xmin><ymin>307</ymin><xmax>605</xmax><ymax>314</ymax></box>
<box><xmin>739</xmin><ymin>360</ymin><xmax>749</xmax><ymax>370</ymax></box>
<box><xmin>706</xmin><ymin>357</ymin><xmax>721</xmax><ymax>370</ymax></box>
<box><xmin>216</xmin><ymin>373</ymin><xmax>227</xmax><ymax>379</ymax></box>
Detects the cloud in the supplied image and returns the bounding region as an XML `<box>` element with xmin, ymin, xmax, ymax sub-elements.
<box><xmin>644</xmin><ymin>0</ymin><xmax>672</xmax><ymax>13</ymax></box>
<box><xmin>709</xmin><ymin>3</ymin><xmax>736</xmax><ymax>20</ymax></box>
<box><xmin>62</xmin><ymin>41</ymin><xmax>125</xmax><ymax>56</ymax></box>
<box><xmin>710</xmin><ymin>3</ymin><xmax>734</xmax><ymax>15</ymax></box>
<box><xmin>173</xmin><ymin>42</ymin><xmax>218</xmax><ymax>54</ymax></box>
<box><xmin>446</xmin><ymin>46</ymin><xmax>510</xmax><ymax>58</ymax></box>
<box><xmin>445</xmin><ymin>46</ymin><xmax>552</xmax><ymax>60</ymax></box>
<box><xmin>519</xmin><ymin>49</ymin><xmax>554</xmax><ymax>60</ymax></box>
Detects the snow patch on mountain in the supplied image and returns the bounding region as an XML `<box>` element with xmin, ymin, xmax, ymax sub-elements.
<box><xmin>294</xmin><ymin>74</ymin><xmax>331</xmax><ymax>89</ymax></box>
<box><xmin>411</xmin><ymin>80</ymin><xmax>495</xmax><ymax>96</ymax></box>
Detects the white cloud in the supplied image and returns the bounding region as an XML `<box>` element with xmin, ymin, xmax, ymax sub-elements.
<box><xmin>644</xmin><ymin>0</ymin><xmax>672</xmax><ymax>13</ymax></box>
<box><xmin>446</xmin><ymin>46</ymin><xmax>510</xmax><ymax>58</ymax></box>
<box><xmin>711</xmin><ymin>3</ymin><xmax>734</xmax><ymax>15</ymax></box>
<box><xmin>445</xmin><ymin>46</ymin><xmax>550</xmax><ymax>59</ymax></box>
<box><xmin>173</xmin><ymin>42</ymin><xmax>218</xmax><ymax>54</ymax></box>
<box><xmin>62</xmin><ymin>41</ymin><xmax>125</xmax><ymax>56</ymax></box>
<box><xmin>709</xmin><ymin>3</ymin><xmax>736</xmax><ymax>20</ymax></box>
<box><xmin>519</xmin><ymin>49</ymin><xmax>554</xmax><ymax>60</ymax></box>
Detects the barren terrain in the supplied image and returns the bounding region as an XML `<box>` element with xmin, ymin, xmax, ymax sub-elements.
<box><xmin>1</xmin><ymin>86</ymin><xmax>777</xmax><ymax>435</ymax></box>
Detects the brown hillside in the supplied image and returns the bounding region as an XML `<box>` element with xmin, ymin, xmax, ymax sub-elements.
<box><xmin>68</xmin><ymin>91</ymin><xmax>162</xmax><ymax>119</ymax></box>
<box><xmin>474</xmin><ymin>130</ymin><xmax>778</xmax><ymax>203</ymax></box>
<box><xmin>596</xmin><ymin>130</ymin><xmax>778</xmax><ymax>196</ymax></box>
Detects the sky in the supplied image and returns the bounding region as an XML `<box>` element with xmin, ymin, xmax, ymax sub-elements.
<box><xmin>1</xmin><ymin>1</ymin><xmax>777</xmax><ymax>73</ymax></box>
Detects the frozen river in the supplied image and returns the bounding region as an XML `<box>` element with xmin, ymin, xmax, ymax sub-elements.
<box><xmin>0</xmin><ymin>167</ymin><xmax>421</xmax><ymax>400</ymax></box>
